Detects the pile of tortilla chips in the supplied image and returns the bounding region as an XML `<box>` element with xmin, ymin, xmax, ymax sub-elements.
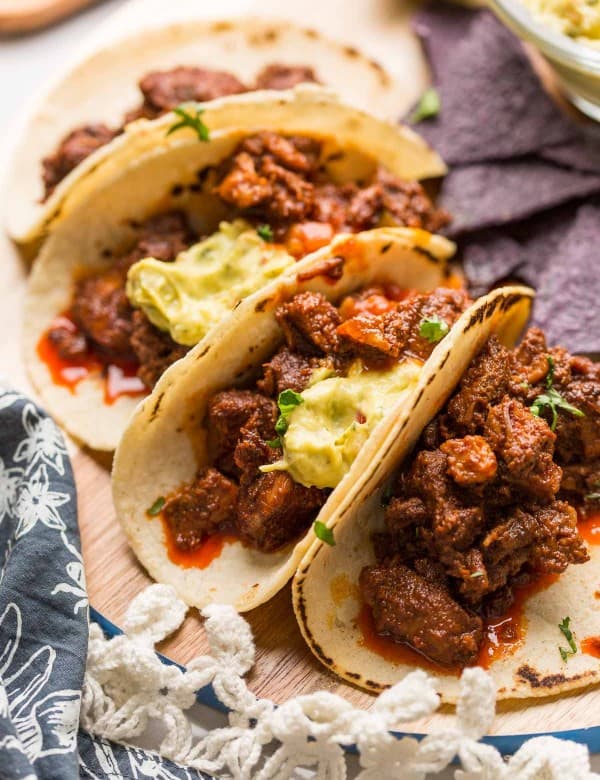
<box><xmin>409</xmin><ymin>4</ymin><xmax>600</xmax><ymax>354</ymax></box>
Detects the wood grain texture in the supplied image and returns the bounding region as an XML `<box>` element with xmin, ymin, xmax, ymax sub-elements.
<box><xmin>0</xmin><ymin>0</ymin><xmax>97</xmax><ymax>34</ymax></box>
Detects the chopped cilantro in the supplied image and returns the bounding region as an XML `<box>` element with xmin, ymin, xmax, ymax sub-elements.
<box><xmin>419</xmin><ymin>315</ymin><xmax>449</xmax><ymax>344</ymax></box>
<box><xmin>409</xmin><ymin>87</ymin><xmax>441</xmax><ymax>123</ymax></box>
<box><xmin>269</xmin><ymin>389</ymin><xmax>304</xmax><ymax>446</ymax></box>
<box><xmin>530</xmin><ymin>356</ymin><xmax>585</xmax><ymax>431</ymax></box>
<box><xmin>257</xmin><ymin>224</ymin><xmax>274</xmax><ymax>242</ymax></box>
<box><xmin>147</xmin><ymin>496</ymin><xmax>166</xmax><ymax>516</ymax></box>
<box><xmin>558</xmin><ymin>616</ymin><xmax>577</xmax><ymax>662</ymax></box>
<box><xmin>314</xmin><ymin>520</ymin><xmax>335</xmax><ymax>546</ymax></box>
<box><xmin>167</xmin><ymin>105</ymin><xmax>210</xmax><ymax>141</ymax></box>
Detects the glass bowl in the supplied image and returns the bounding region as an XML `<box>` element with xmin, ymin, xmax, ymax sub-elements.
<box><xmin>488</xmin><ymin>0</ymin><xmax>600</xmax><ymax>121</ymax></box>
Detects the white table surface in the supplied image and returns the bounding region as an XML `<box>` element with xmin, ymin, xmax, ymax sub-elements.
<box><xmin>0</xmin><ymin>2</ymin><xmax>598</xmax><ymax>777</ymax></box>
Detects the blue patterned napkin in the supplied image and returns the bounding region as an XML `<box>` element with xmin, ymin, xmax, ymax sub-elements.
<box><xmin>0</xmin><ymin>389</ymin><xmax>205</xmax><ymax>780</ymax></box>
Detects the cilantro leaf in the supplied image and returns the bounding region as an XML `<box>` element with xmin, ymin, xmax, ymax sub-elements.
<box><xmin>558</xmin><ymin>616</ymin><xmax>577</xmax><ymax>662</ymax></box>
<box><xmin>257</xmin><ymin>224</ymin><xmax>274</xmax><ymax>242</ymax></box>
<box><xmin>530</xmin><ymin>356</ymin><xmax>584</xmax><ymax>431</ymax></box>
<box><xmin>167</xmin><ymin>106</ymin><xmax>210</xmax><ymax>142</ymax></box>
<box><xmin>147</xmin><ymin>496</ymin><xmax>165</xmax><ymax>516</ymax></box>
<box><xmin>271</xmin><ymin>389</ymin><xmax>304</xmax><ymax>442</ymax></box>
<box><xmin>409</xmin><ymin>87</ymin><xmax>441</xmax><ymax>123</ymax></box>
<box><xmin>314</xmin><ymin>520</ymin><xmax>335</xmax><ymax>546</ymax></box>
<box><xmin>419</xmin><ymin>315</ymin><xmax>449</xmax><ymax>344</ymax></box>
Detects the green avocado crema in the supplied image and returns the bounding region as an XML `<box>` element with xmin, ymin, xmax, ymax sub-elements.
<box><xmin>262</xmin><ymin>360</ymin><xmax>422</xmax><ymax>489</ymax></box>
<box><xmin>126</xmin><ymin>220</ymin><xmax>295</xmax><ymax>346</ymax></box>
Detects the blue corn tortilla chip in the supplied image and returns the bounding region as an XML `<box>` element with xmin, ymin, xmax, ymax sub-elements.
<box><xmin>409</xmin><ymin>10</ymin><xmax>576</xmax><ymax>165</ymax></box>
<box><xmin>461</xmin><ymin>203</ymin><xmax>576</xmax><ymax>294</ymax></box>
<box><xmin>539</xmin><ymin>129</ymin><xmax>600</xmax><ymax>175</ymax></box>
<box><xmin>532</xmin><ymin>200</ymin><xmax>600</xmax><ymax>354</ymax></box>
<box><xmin>441</xmin><ymin>158</ymin><xmax>600</xmax><ymax>236</ymax></box>
<box><xmin>412</xmin><ymin>3</ymin><xmax>476</xmax><ymax>80</ymax></box>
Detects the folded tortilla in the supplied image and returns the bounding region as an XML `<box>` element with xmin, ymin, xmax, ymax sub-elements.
<box><xmin>6</xmin><ymin>18</ymin><xmax>428</xmax><ymax>245</ymax></box>
<box><xmin>292</xmin><ymin>285</ymin><xmax>600</xmax><ymax>702</ymax></box>
<box><xmin>111</xmin><ymin>227</ymin><xmax>457</xmax><ymax>612</ymax></box>
<box><xmin>23</xmin><ymin>87</ymin><xmax>445</xmax><ymax>451</ymax></box>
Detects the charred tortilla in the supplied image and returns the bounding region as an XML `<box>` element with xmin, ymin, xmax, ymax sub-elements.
<box><xmin>292</xmin><ymin>286</ymin><xmax>600</xmax><ymax>703</ymax></box>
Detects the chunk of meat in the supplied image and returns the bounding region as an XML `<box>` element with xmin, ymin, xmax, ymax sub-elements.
<box><xmin>360</xmin><ymin>561</ymin><xmax>482</xmax><ymax>667</ymax></box>
<box><xmin>131</xmin><ymin>66</ymin><xmax>247</xmax><ymax>120</ymax></box>
<box><xmin>554</xmin><ymin>375</ymin><xmax>600</xmax><ymax>465</ymax></box>
<box><xmin>72</xmin><ymin>269</ymin><xmax>134</xmax><ymax>358</ymax></box>
<box><xmin>484</xmin><ymin>397</ymin><xmax>562</xmax><ymax>502</ymax></box>
<box><xmin>337</xmin><ymin>288</ymin><xmax>470</xmax><ymax>362</ymax></box>
<box><xmin>509</xmin><ymin>327</ymin><xmax>553</xmax><ymax>398</ymax></box>
<box><xmin>480</xmin><ymin>508</ymin><xmax>539</xmax><ymax>592</ymax></box>
<box><xmin>440</xmin><ymin>436</ymin><xmax>498</xmax><ymax>486</ymax></box>
<box><xmin>162</xmin><ymin>467</ymin><xmax>238</xmax><ymax>550</ymax></box>
<box><xmin>257</xmin><ymin>347</ymin><xmax>320</xmax><ymax>396</ymax></box>
<box><xmin>407</xmin><ymin>450</ymin><xmax>483</xmax><ymax>554</ymax></box>
<box><xmin>276</xmin><ymin>291</ymin><xmax>341</xmax><ymax>355</ymax></box>
<box><xmin>254</xmin><ymin>63</ymin><xmax>319</xmax><ymax>90</ymax></box>
<box><xmin>236</xmin><ymin>469</ymin><xmax>327</xmax><ymax>552</ymax></box>
<box><xmin>130</xmin><ymin>310</ymin><xmax>189</xmax><ymax>388</ymax></box>
<box><xmin>529</xmin><ymin>501</ymin><xmax>589</xmax><ymax>572</ymax></box>
<box><xmin>42</xmin><ymin>123</ymin><xmax>119</xmax><ymax>198</ymax></box>
<box><xmin>122</xmin><ymin>211</ymin><xmax>194</xmax><ymax>267</ymax></box>
<box><xmin>348</xmin><ymin>168</ymin><xmax>451</xmax><ymax>233</ymax></box>
<box><xmin>447</xmin><ymin>337</ymin><xmax>511</xmax><ymax>435</ymax></box>
<box><xmin>214</xmin><ymin>132</ymin><xmax>320</xmax><ymax>222</ymax></box>
<box><xmin>207</xmin><ymin>390</ymin><xmax>277</xmax><ymax>477</ymax></box>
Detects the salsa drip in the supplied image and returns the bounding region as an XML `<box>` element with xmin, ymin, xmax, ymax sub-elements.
<box><xmin>42</xmin><ymin>129</ymin><xmax>449</xmax><ymax>406</ymax></box>
<box><xmin>148</xmin><ymin>285</ymin><xmax>470</xmax><ymax>561</ymax></box>
<box><xmin>37</xmin><ymin>313</ymin><xmax>146</xmax><ymax>405</ymax></box>
<box><xmin>359</xmin><ymin>326</ymin><xmax>600</xmax><ymax>670</ymax></box>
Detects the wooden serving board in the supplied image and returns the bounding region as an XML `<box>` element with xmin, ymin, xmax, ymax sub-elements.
<box><xmin>1</xmin><ymin>0</ymin><xmax>598</xmax><ymax>744</ymax></box>
<box><xmin>0</xmin><ymin>0</ymin><xmax>97</xmax><ymax>34</ymax></box>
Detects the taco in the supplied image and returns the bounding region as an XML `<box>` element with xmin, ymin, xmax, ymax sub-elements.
<box><xmin>110</xmin><ymin>226</ymin><xmax>478</xmax><ymax>612</ymax></box>
<box><xmin>6</xmin><ymin>17</ymin><xmax>414</xmax><ymax>245</ymax></box>
<box><xmin>24</xmin><ymin>87</ymin><xmax>447</xmax><ymax>451</ymax></box>
<box><xmin>293</xmin><ymin>291</ymin><xmax>600</xmax><ymax>702</ymax></box>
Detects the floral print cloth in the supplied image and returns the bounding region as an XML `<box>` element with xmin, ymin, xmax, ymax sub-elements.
<box><xmin>0</xmin><ymin>389</ymin><xmax>206</xmax><ymax>780</ymax></box>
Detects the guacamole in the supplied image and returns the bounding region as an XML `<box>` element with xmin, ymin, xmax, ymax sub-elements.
<box><xmin>523</xmin><ymin>0</ymin><xmax>600</xmax><ymax>44</ymax></box>
<box><xmin>263</xmin><ymin>360</ymin><xmax>422</xmax><ymax>489</ymax></box>
<box><xmin>126</xmin><ymin>220</ymin><xmax>295</xmax><ymax>346</ymax></box>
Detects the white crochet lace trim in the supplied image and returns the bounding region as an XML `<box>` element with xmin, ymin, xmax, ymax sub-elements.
<box><xmin>81</xmin><ymin>584</ymin><xmax>598</xmax><ymax>779</ymax></box>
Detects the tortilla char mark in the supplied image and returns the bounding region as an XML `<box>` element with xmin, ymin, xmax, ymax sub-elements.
<box><xmin>359</xmin><ymin>326</ymin><xmax>599</xmax><ymax>670</ymax></box>
<box><xmin>148</xmin><ymin>285</ymin><xmax>470</xmax><ymax>563</ymax></box>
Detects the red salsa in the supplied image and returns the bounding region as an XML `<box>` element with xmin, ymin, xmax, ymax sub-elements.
<box><xmin>37</xmin><ymin>313</ymin><xmax>146</xmax><ymax>405</ymax></box>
